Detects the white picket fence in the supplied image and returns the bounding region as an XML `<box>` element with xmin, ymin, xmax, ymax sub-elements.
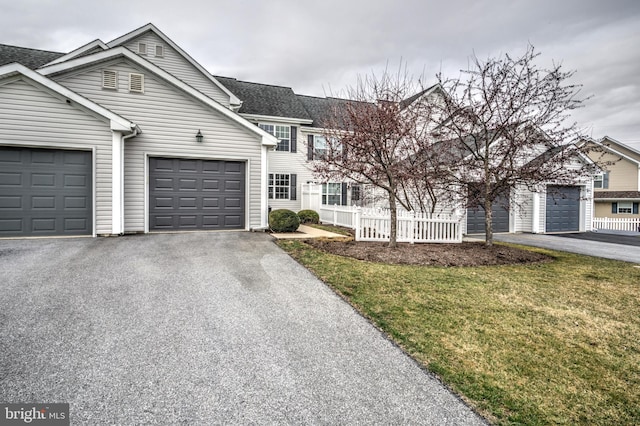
<box><xmin>592</xmin><ymin>217</ymin><xmax>640</xmax><ymax>232</ymax></box>
<box><xmin>319</xmin><ymin>205</ymin><xmax>462</xmax><ymax>243</ymax></box>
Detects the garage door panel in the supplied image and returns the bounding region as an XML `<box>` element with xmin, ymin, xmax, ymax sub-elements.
<box><xmin>149</xmin><ymin>157</ymin><xmax>245</xmax><ymax>231</ymax></box>
<box><xmin>32</xmin><ymin>174</ymin><xmax>55</xmax><ymax>186</ymax></box>
<box><xmin>203</xmin><ymin>179</ymin><xmax>219</xmax><ymax>191</ymax></box>
<box><xmin>0</xmin><ymin>147</ymin><xmax>93</xmax><ymax>237</ymax></box>
<box><xmin>0</xmin><ymin>172</ymin><xmax>22</xmax><ymax>186</ymax></box>
<box><xmin>224</xmin><ymin>215</ymin><xmax>242</xmax><ymax>227</ymax></box>
<box><xmin>32</xmin><ymin>196</ymin><xmax>56</xmax><ymax>209</ymax></box>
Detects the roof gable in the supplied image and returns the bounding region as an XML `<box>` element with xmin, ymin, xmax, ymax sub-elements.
<box><xmin>0</xmin><ymin>62</ymin><xmax>136</xmax><ymax>132</ymax></box>
<box><xmin>106</xmin><ymin>23</ymin><xmax>240</xmax><ymax>107</ymax></box>
<box><xmin>38</xmin><ymin>48</ymin><xmax>276</xmax><ymax>146</ymax></box>
<box><xmin>44</xmin><ymin>39</ymin><xmax>108</xmax><ymax>66</ymax></box>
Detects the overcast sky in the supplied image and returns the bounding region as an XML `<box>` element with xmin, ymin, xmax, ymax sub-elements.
<box><xmin>1</xmin><ymin>0</ymin><xmax>639</xmax><ymax>149</ymax></box>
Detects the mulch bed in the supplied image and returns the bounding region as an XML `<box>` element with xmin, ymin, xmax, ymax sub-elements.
<box><xmin>304</xmin><ymin>239</ymin><xmax>553</xmax><ymax>267</ymax></box>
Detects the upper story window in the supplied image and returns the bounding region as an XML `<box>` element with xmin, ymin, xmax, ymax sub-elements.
<box><xmin>594</xmin><ymin>172</ymin><xmax>608</xmax><ymax>189</ymax></box>
<box><xmin>138</xmin><ymin>42</ymin><xmax>147</xmax><ymax>55</ymax></box>
<box><xmin>155</xmin><ymin>45</ymin><xmax>164</xmax><ymax>57</ymax></box>
<box><xmin>259</xmin><ymin>124</ymin><xmax>296</xmax><ymax>152</ymax></box>
<box><xmin>313</xmin><ymin>135</ymin><xmax>327</xmax><ymax>159</ymax></box>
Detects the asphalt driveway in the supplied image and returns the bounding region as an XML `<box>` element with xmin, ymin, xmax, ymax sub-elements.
<box><xmin>494</xmin><ymin>232</ymin><xmax>640</xmax><ymax>263</ymax></box>
<box><xmin>0</xmin><ymin>233</ymin><xmax>485</xmax><ymax>425</ymax></box>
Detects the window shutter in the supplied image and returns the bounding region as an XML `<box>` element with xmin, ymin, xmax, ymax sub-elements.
<box><xmin>341</xmin><ymin>183</ymin><xmax>348</xmax><ymax>206</ymax></box>
<box><xmin>290</xmin><ymin>174</ymin><xmax>297</xmax><ymax>200</ymax></box>
<box><xmin>603</xmin><ymin>172</ymin><xmax>609</xmax><ymax>189</ymax></box>
<box><xmin>290</xmin><ymin>126</ymin><xmax>297</xmax><ymax>153</ymax></box>
<box><xmin>307</xmin><ymin>135</ymin><xmax>314</xmax><ymax>160</ymax></box>
<box><xmin>612</xmin><ymin>202</ymin><xmax>618</xmax><ymax>214</ymax></box>
<box><xmin>633</xmin><ymin>202</ymin><xmax>639</xmax><ymax>215</ymax></box>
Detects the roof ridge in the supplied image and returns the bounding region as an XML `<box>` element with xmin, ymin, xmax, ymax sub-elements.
<box><xmin>215</xmin><ymin>75</ymin><xmax>295</xmax><ymax>91</ymax></box>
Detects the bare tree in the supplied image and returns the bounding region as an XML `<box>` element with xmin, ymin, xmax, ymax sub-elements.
<box><xmin>312</xmin><ymin>65</ymin><xmax>440</xmax><ymax>247</ymax></box>
<box><xmin>427</xmin><ymin>45</ymin><xmax>595</xmax><ymax>246</ymax></box>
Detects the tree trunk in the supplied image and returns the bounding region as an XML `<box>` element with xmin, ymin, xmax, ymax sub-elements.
<box><xmin>484</xmin><ymin>197</ymin><xmax>493</xmax><ymax>247</ymax></box>
<box><xmin>388</xmin><ymin>189</ymin><xmax>398</xmax><ymax>248</ymax></box>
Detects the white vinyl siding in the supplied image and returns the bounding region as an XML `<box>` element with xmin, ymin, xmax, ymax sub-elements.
<box><xmin>121</xmin><ymin>32</ymin><xmax>230</xmax><ymax>106</ymax></box>
<box><xmin>0</xmin><ymin>78</ymin><xmax>113</xmax><ymax>234</ymax></box>
<box><xmin>51</xmin><ymin>59</ymin><xmax>264</xmax><ymax>231</ymax></box>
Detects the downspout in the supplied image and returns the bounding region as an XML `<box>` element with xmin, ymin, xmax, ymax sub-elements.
<box><xmin>114</xmin><ymin>125</ymin><xmax>139</xmax><ymax>235</ymax></box>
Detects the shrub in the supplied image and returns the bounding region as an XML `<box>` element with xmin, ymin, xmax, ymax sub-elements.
<box><xmin>269</xmin><ymin>209</ymin><xmax>300</xmax><ymax>232</ymax></box>
<box><xmin>297</xmin><ymin>209</ymin><xmax>319</xmax><ymax>224</ymax></box>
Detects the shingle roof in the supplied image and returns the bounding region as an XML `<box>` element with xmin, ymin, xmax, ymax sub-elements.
<box><xmin>0</xmin><ymin>44</ymin><xmax>64</xmax><ymax>69</ymax></box>
<box><xmin>594</xmin><ymin>191</ymin><xmax>640</xmax><ymax>199</ymax></box>
<box><xmin>215</xmin><ymin>76</ymin><xmax>312</xmax><ymax>120</ymax></box>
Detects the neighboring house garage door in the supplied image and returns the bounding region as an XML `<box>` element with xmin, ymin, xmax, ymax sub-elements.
<box><xmin>0</xmin><ymin>146</ymin><xmax>92</xmax><ymax>237</ymax></box>
<box><xmin>545</xmin><ymin>185</ymin><xmax>580</xmax><ymax>232</ymax></box>
<box><xmin>466</xmin><ymin>197</ymin><xmax>510</xmax><ymax>234</ymax></box>
<box><xmin>149</xmin><ymin>157</ymin><xmax>245</xmax><ymax>230</ymax></box>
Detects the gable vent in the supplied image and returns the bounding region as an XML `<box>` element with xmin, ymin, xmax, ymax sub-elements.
<box><xmin>102</xmin><ymin>70</ymin><xmax>117</xmax><ymax>89</ymax></box>
<box><xmin>129</xmin><ymin>73</ymin><xmax>144</xmax><ymax>93</ymax></box>
<box><xmin>155</xmin><ymin>45</ymin><xmax>164</xmax><ymax>57</ymax></box>
<box><xmin>138</xmin><ymin>42</ymin><xmax>147</xmax><ymax>55</ymax></box>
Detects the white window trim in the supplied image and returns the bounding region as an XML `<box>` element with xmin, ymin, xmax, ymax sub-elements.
<box><xmin>322</xmin><ymin>182</ymin><xmax>342</xmax><ymax>206</ymax></box>
<box><xmin>259</xmin><ymin>123</ymin><xmax>291</xmax><ymax>152</ymax></box>
<box><xmin>617</xmin><ymin>201</ymin><xmax>633</xmax><ymax>214</ymax></box>
<box><xmin>268</xmin><ymin>173</ymin><xmax>290</xmax><ymax>200</ymax></box>
<box><xmin>593</xmin><ymin>173</ymin><xmax>603</xmax><ymax>189</ymax></box>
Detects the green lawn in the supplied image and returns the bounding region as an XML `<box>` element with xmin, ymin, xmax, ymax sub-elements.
<box><xmin>277</xmin><ymin>240</ymin><xmax>640</xmax><ymax>425</ymax></box>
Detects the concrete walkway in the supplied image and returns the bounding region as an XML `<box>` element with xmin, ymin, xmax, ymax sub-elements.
<box><xmin>494</xmin><ymin>233</ymin><xmax>640</xmax><ymax>264</ymax></box>
<box><xmin>271</xmin><ymin>224</ymin><xmax>348</xmax><ymax>239</ymax></box>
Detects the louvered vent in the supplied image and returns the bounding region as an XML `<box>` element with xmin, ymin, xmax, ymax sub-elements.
<box><xmin>155</xmin><ymin>45</ymin><xmax>164</xmax><ymax>57</ymax></box>
<box><xmin>138</xmin><ymin>42</ymin><xmax>147</xmax><ymax>55</ymax></box>
<box><xmin>102</xmin><ymin>70</ymin><xmax>117</xmax><ymax>89</ymax></box>
<box><xmin>129</xmin><ymin>73</ymin><xmax>144</xmax><ymax>93</ymax></box>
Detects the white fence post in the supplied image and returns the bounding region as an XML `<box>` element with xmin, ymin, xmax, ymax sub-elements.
<box><xmin>355</xmin><ymin>207</ymin><xmax>361</xmax><ymax>241</ymax></box>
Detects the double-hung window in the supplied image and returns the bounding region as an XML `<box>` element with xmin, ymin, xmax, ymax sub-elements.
<box><xmin>260</xmin><ymin>124</ymin><xmax>295</xmax><ymax>152</ymax></box>
<box><xmin>313</xmin><ymin>135</ymin><xmax>327</xmax><ymax>159</ymax></box>
<box><xmin>268</xmin><ymin>173</ymin><xmax>297</xmax><ymax>200</ymax></box>
<box><xmin>322</xmin><ymin>183</ymin><xmax>343</xmax><ymax>205</ymax></box>
<box><xmin>594</xmin><ymin>174</ymin><xmax>604</xmax><ymax>189</ymax></box>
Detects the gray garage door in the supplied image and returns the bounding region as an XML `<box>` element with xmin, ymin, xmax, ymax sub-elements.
<box><xmin>0</xmin><ymin>146</ymin><xmax>92</xmax><ymax>237</ymax></box>
<box><xmin>149</xmin><ymin>157</ymin><xmax>245</xmax><ymax>230</ymax></box>
<box><xmin>545</xmin><ymin>185</ymin><xmax>580</xmax><ymax>232</ymax></box>
<box><xmin>466</xmin><ymin>197</ymin><xmax>510</xmax><ymax>234</ymax></box>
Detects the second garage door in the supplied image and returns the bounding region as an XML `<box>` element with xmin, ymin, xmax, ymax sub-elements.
<box><xmin>149</xmin><ymin>157</ymin><xmax>245</xmax><ymax>231</ymax></box>
<box><xmin>466</xmin><ymin>196</ymin><xmax>510</xmax><ymax>234</ymax></box>
<box><xmin>545</xmin><ymin>185</ymin><xmax>580</xmax><ymax>232</ymax></box>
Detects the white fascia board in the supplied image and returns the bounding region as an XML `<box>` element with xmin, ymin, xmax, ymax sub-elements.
<box><xmin>0</xmin><ymin>62</ymin><xmax>136</xmax><ymax>133</ymax></box>
<box><xmin>43</xmin><ymin>39</ymin><xmax>108</xmax><ymax>67</ymax></box>
<box><xmin>39</xmin><ymin>48</ymin><xmax>277</xmax><ymax>146</ymax></box>
<box><xmin>242</xmin><ymin>113</ymin><xmax>313</xmax><ymax>125</ymax></box>
<box><xmin>105</xmin><ymin>23</ymin><xmax>241</xmax><ymax>107</ymax></box>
